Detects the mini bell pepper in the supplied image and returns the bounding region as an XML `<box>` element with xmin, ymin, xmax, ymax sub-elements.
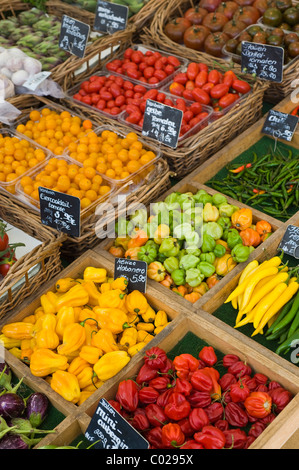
<box><xmin>51</xmin><ymin>370</ymin><xmax>81</xmax><ymax>404</ymax></box>
<box><xmin>83</xmin><ymin>267</ymin><xmax>107</xmax><ymax>284</ymax></box>
<box><xmin>93</xmin><ymin>350</ymin><xmax>130</xmax><ymax>381</ymax></box>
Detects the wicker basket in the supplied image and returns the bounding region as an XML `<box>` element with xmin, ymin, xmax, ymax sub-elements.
<box><xmin>143</xmin><ymin>0</ymin><xmax>299</xmax><ymax>104</ymax></box>
<box><xmin>0</xmin><ymin>193</ymin><xmax>64</xmax><ymax>320</ymax></box>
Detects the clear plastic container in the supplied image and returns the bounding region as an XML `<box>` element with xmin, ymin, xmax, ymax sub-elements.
<box><xmin>0</xmin><ymin>129</ymin><xmax>51</xmax><ymax>196</ymax></box>
<box><xmin>65</xmin><ymin>72</ymin><xmax>151</xmax><ymax>121</ymax></box>
<box><xmin>14</xmin><ymin>154</ymin><xmax>116</xmax><ymax>220</ymax></box>
<box><xmin>64</xmin><ymin>125</ymin><xmax>162</xmax><ymax>191</ymax></box>
<box><xmin>118</xmin><ymin>92</ymin><xmax>213</xmax><ymax>145</ymax></box>
<box><xmin>222</xmin><ymin>23</ymin><xmax>299</xmax><ymax>69</ymax></box>
<box><xmin>11</xmin><ymin>102</ymin><xmax>99</xmax><ymax>155</ymax></box>
<box><xmin>103</xmin><ymin>44</ymin><xmax>188</xmax><ymax>89</ymax></box>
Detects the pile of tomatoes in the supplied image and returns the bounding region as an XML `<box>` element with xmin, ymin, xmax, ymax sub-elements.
<box><xmin>164</xmin><ymin>0</ymin><xmax>265</xmax><ymax>57</ymax></box>
<box><xmin>0</xmin><ymin>221</ymin><xmax>22</xmax><ymax>280</ymax></box>
<box><xmin>108</xmin><ymin>345</ymin><xmax>293</xmax><ymax>449</ymax></box>
<box><xmin>164</xmin><ymin>62</ymin><xmax>252</xmax><ymax>112</ymax></box>
<box><xmin>105</xmin><ymin>47</ymin><xmax>183</xmax><ymax>85</ymax></box>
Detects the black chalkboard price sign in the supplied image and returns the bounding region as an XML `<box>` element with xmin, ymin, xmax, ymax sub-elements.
<box><xmin>241</xmin><ymin>41</ymin><xmax>284</xmax><ymax>83</ymax></box>
<box><xmin>278</xmin><ymin>225</ymin><xmax>299</xmax><ymax>259</ymax></box>
<box><xmin>114</xmin><ymin>257</ymin><xmax>147</xmax><ymax>293</ymax></box>
<box><xmin>85</xmin><ymin>398</ymin><xmax>149</xmax><ymax>449</ymax></box>
<box><xmin>142</xmin><ymin>99</ymin><xmax>183</xmax><ymax>149</ymax></box>
<box><xmin>94</xmin><ymin>0</ymin><xmax>128</xmax><ymax>34</ymax></box>
<box><xmin>39</xmin><ymin>186</ymin><xmax>81</xmax><ymax>237</ymax></box>
<box><xmin>59</xmin><ymin>15</ymin><xmax>90</xmax><ymax>58</ymax></box>
<box><xmin>262</xmin><ymin>109</ymin><xmax>298</xmax><ymax>142</ymax></box>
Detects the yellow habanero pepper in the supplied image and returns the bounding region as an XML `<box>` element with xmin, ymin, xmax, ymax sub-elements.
<box><xmin>55</xmin><ymin>285</ymin><xmax>89</xmax><ymax>310</ymax></box>
<box><xmin>51</xmin><ymin>370</ymin><xmax>81</xmax><ymax>404</ymax></box>
<box><xmin>2</xmin><ymin>322</ymin><xmax>34</xmax><ymax>340</ymax></box>
<box><xmin>154</xmin><ymin>310</ymin><xmax>168</xmax><ymax>328</ymax></box>
<box><xmin>98</xmin><ymin>289</ymin><xmax>127</xmax><ymax>310</ymax></box>
<box><xmin>81</xmin><ymin>281</ymin><xmax>102</xmax><ymax>306</ymax></box>
<box><xmin>126</xmin><ymin>313</ymin><xmax>139</xmax><ymax>325</ymax></box>
<box><xmin>83</xmin><ymin>267</ymin><xmax>107</xmax><ymax>284</ymax></box>
<box><xmin>57</xmin><ymin>323</ymin><xmax>86</xmax><ymax>356</ymax></box>
<box><xmin>119</xmin><ymin>328</ymin><xmax>138</xmax><ymax>348</ymax></box>
<box><xmin>78</xmin><ymin>308</ymin><xmax>98</xmax><ymax>327</ymax></box>
<box><xmin>8</xmin><ymin>347</ymin><xmax>22</xmax><ymax>359</ymax></box>
<box><xmin>91</xmin><ymin>328</ymin><xmax>119</xmax><ymax>354</ymax></box>
<box><xmin>56</xmin><ymin>307</ymin><xmax>76</xmax><ymax>340</ymax></box>
<box><xmin>82</xmin><ymin>379</ymin><xmax>104</xmax><ymax>391</ymax></box>
<box><xmin>136</xmin><ymin>330</ymin><xmax>154</xmax><ymax>344</ymax></box>
<box><xmin>22</xmin><ymin>314</ymin><xmax>36</xmax><ymax>324</ymax></box>
<box><xmin>93</xmin><ymin>351</ymin><xmax>130</xmax><ymax>381</ymax></box>
<box><xmin>141</xmin><ymin>305</ymin><xmax>156</xmax><ymax>323</ymax></box>
<box><xmin>55</xmin><ymin>277</ymin><xmax>78</xmax><ymax>293</ymax></box>
<box><xmin>100</xmin><ymin>282</ymin><xmax>112</xmax><ymax>293</ymax></box>
<box><xmin>154</xmin><ymin>323</ymin><xmax>170</xmax><ymax>335</ymax></box>
<box><xmin>79</xmin><ymin>345</ymin><xmax>102</xmax><ymax>364</ymax></box>
<box><xmin>77</xmin><ymin>390</ymin><xmax>94</xmax><ymax>405</ymax></box>
<box><xmin>68</xmin><ymin>356</ymin><xmax>89</xmax><ymax>376</ymax></box>
<box><xmin>77</xmin><ymin>366</ymin><xmax>94</xmax><ymax>389</ymax></box>
<box><xmin>41</xmin><ymin>291</ymin><xmax>59</xmax><ymax>314</ymax></box>
<box><xmin>126</xmin><ymin>290</ymin><xmax>149</xmax><ymax>315</ymax></box>
<box><xmin>127</xmin><ymin>342</ymin><xmax>147</xmax><ymax>357</ymax></box>
<box><xmin>93</xmin><ymin>307</ymin><xmax>129</xmax><ymax>335</ymax></box>
<box><xmin>110</xmin><ymin>277</ymin><xmax>128</xmax><ymax>291</ymax></box>
<box><xmin>30</xmin><ymin>348</ymin><xmax>68</xmax><ymax>377</ymax></box>
<box><xmin>35</xmin><ymin>315</ymin><xmax>60</xmax><ymax>350</ymax></box>
<box><xmin>136</xmin><ymin>322</ymin><xmax>155</xmax><ymax>332</ymax></box>
<box><xmin>20</xmin><ymin>338</ymin><xmax>36</xmax><ymax>362</ymax></box>
<box><xmin>0</xmin><ymin>334</ymin><xmax>21</xmax><ymax>349</ymax></box>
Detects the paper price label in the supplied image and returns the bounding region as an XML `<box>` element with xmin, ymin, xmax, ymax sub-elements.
<box><xmin>23</xmin><ymin>72</ymin><xmax>51</xmax><ymax>91</ymax></box>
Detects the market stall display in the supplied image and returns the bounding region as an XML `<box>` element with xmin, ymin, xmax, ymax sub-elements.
<box><xmin>0</xmin><ymin>0</ymin><xmax>298</xmax><ymax>451</ymax></box>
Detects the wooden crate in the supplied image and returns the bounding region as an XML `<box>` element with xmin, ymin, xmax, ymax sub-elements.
<box><xmin>95</xmin><ymin>179</ymin><xmax>284</xmax><ymax>311</ymax></box>
<box><xmin>0</xmin><ymin>192</ymin><xmax>64</xmax><ymax>320</ymax></box>
<box><xmin>30</xmin><ymin>310</ymin><xmax>299</xmax><ymax>449</ymax></box>
<box><xmin>0</xmin><ymin>250</ymin><xmax>182</xmax><ymax>413</ymax></box>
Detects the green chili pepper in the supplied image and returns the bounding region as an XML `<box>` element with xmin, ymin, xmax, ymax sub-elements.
<box><xmin>270</xmin><ymin>290</ymin><xmax>299</xmax><ymax>337</ymax></box>
<box><xmin>265</xmin><ymin>297</ymin><xmax>295</xmax><ymax>337</ymax></box>
<box><xmin>275</xmin><ymin>329</ymin><xmax>299</xmax><ymax>356</ymax></box>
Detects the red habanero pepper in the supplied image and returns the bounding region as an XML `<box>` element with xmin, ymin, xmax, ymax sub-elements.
<box><xmin>219</xmin><ymin>372</ymin><xmax>237</xmax><ymax>391</ymax></box>
<box><xmin>222</xmin><ymin>354</ymin><xmax>240</xmax><ymax>368</ymax></box>
<box><xmin>131</xmin><ymin>410</ymin><xmax>150</xmax><ymax>432</ymax></box>
<box><xmin>225</xmin><ymin>402</ymin><xmax>249</xmax><ymax>427</ymax></box>
<box><xmin>248</xmin><ymin>421</ymin><xmax>266</xmax><ymax>439</ymax></box>
<box><xmin>181</xmin><ymin>440</ymin><xmax>204</xmax><ymax>449</ymax></box>
<box><xmin>108</xmin><ymin>400</ymin><xmax>121</xmax><ymax>413</ymax></box>
<box><xmin>244</xmin><ymin>392</ymin><xmax>272</xmax><ymax>419</ymax></box>
<box><xmin>186</xmin><ymin>390</ymin><xmax>211</xmax><ymax>408</ymax></box>
<box><xmin>214</xmin><ymin>419</ymin><xmax>229</xmax><ymax>432</ymax></box>
<box><xmin>145</xmin><ymin>426</ymin><xmax>163</xmax><ymax>449</ymax></box>
<box><xmin>178</xmin><ymin>418</ymin><xmax>194</xmax><ymax>438</ymax></box>
<box><xmin>229</xmin><ymin>379</ymin><xmax>250</xmax><ymax>403</ymax></box>
<box><xmin>205</xmin><ymin>402</ymin><xmax>224</xmax><ymax>423</ymax></box>
<box><xmin>253</xmin><ymin>373</ymin><xmax>269</xmax><ymax>385</ymax></box>
<box><xmin>136</xmin><ymin>363</ymin><xmax>158</xmax><ymax>384</ymax></box>
<box><xmin>260</xmin><ymin>412</ymin><xmax>275</xmax><ymax>426</ymax></box>
<box><xmin>228</xmin><ymin>360</ymin><xmax>252</xmax><ymax>378</ymax></box>
<box><xmin>144</xmin><ymin>347</ymin><xmax>167</xmax><ymax>370</ymax></box>
<box><xmin>256</xmin><ymin>384</ymin><xmax>268</xmax><ymax>393</ymax></box>
<box><xmin>138</xmin><ymin>386</ymin><xmax>160</xmax><ymax>405</ymax></box>
<box><xmin>268</xmin><ymin>381</ymin><xmax>281</xmax><ymax>391</ymax></box>
<box><xmin>172</xmin><ymin>377</ymin><xmax>192</xmax><ymax>396</ymax></box>
<box><xmin>157</xmin><ymin>389</ymin><xmax>174</xmax><ymax>408</ymax></box>
<box><xmin>198</xmin><ymin>346</ymin><xmax>218</xmax><ymax>366</ymax></box>
<box><xmin>173</xmin><ymin>353</ymin><xmax>200</xmax><ymax>379</ymax></box>
<box><xmin>115</xmin><ymin>379</ymin><xmax>139</xmax><ymax>412</ymax></box>
<box><xmin>194</xmin><ymin>425</ymin><xmax>226</xmax><ymax>449</ymax></box>
<box><xmin>159</xmin><ymin>357</ymin><xmax>173</xmax><ymax>374</ymax></box>
<box><xmin>188</xmin><ymin>408</ymin><xmax>209</xmax><ymax>431</ymax></box>
<box><xmin>244</xmin><ymin>435</ymin><xmax>256</xmax><ymax>449</ymax></box>
<box><xmin>200</xmin><ymin>367</ymin><xmax>221</xmax><ymax>399</ymax></box>
<box><xmin>149</xmin><ymin>376</ymin><xmax>171</xmax><ymax>393</ymax></box>
<box><xmin>161</xmin><ymin>423</ymin><xmax>185</xmax><ymax>448</ymax></box>
<box><xmin>145</xmin><ymin>404</ymin><xmax>168</xmax><ymax>427</ymax></box>
<box><xmin>224</xmin><ymin>429</ymin><xmax>247</xmax><ymax>449</ymax></box>
<box><xmin>241</xmin><ymin>375</ymin><xmax>257</xmax><ymax>392</ymax></box>
<box><xmin>164</xmin><ymin>392</ymin><xmax>191</xmax><ymax>421</ymax></box>
<box><xmin>190</xmin><ymin>369</ymin><xmax>213</xmax><ymax>393</ymax></box>
<box><xmin>268</xmin><ymin>387</ymin><xmax>293</xmax><ymax>413</ymax></box>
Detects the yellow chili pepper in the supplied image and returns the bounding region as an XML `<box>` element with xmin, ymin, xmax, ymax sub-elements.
<box><xmin>93</xmin><ymin>350</ymin><xmax>130</xmax><ymax>381</ymax></box>
<box><xmin>51</xmin><ymin>370</ymin><xmax>81</xmax><ymax>404</ymax></box>
<box><xmin>127</xmin><ymin>342</ymin><xmax>147</xmax><ymax>357</ymax></box>
<box><xmin>30</xmin><ymin>348</ymin><xmax>68</xmax><ymax>377</ymax></box>
<box><xmin>55</xmin><ymin>285</ymin><xmax>89</xmax><ymax>310</ymax></box>
<box><xmin>83</xmin><ymin>267</ymin><xmax>107</xmax><ymax>284</ymax></box>
<box><xmin>57</xmin><ymin>323</ymin><xmax>86</xmax><ymax>356</ymax></box>
<box><xmin>91</xmin><ymin>328</ymin><xmax>119</xmax><ymax>354</ymax></box>
<box><xmin>154</xmin><ymin>310</ymin><xmax>168</xmax><ymax>328</ymax></box>
<box><xmin>79</xmin><ymin>345</ymin><xmax>103</xmax><ymax>364</ymax></box>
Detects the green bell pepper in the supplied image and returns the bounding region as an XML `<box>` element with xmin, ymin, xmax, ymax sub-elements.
<box><xmin>227</xmin><ymin>229</ymin><xmax>243</xmax><ymax>250</ymax></box>
<box><xmin>159</xmin><ymin>237</ymin><xmax>180</xmax><ymax>258</ymax></box>
<box><xmin>197</xmin><ymin>261</ymin><xmax>216</xmax><ymax>278</ymax></box>
<box><xmin>231</xmin><ymin>243</ymin><xmax>250</xmax><ymax>263</ymax></box>
<box><xmin>200</xmin><ymin>252</ymin><xmax>216</xmax><ymax>264</ymax></box>
<box><xmin>204</xmin><ymin>222</ymin><xmax>223</xmax><ymax>240</ymax></box>
<box><xmin>186</xmin><ymin>268</ymin><xmax>205</xmax><ymax>287</ymax></box>
<box><xmin>179</xmin><ymin>254</ymin><xmax>200</xmax><ymax>270</ymax></box>
<box><xmin>213</xmin><ymin>244</ymin><xmax>226</xmax><ymax>258</ymax></box>
<box><xmin>171</xmin><ymin>268</ymin><xmax>186</xmax><ymax>286</ymax></box>
<box><xmin>212</xmin><ymin>193</ymin><xmax>227</xmax><ymax>207</ymax></box>
<box><xmin>164</xmin><ymin>256</ymin><xmax>180</xmax><ymax>274</ymax></box>
<box><xmin>201</xmin><ymin>233</ymin><xmax>216</xmax><ymax>253</ymax></box>
<box><xmin>138</xmin><ymin>244</ymin><xmax>158</xmax><ymax>264</ymax></box>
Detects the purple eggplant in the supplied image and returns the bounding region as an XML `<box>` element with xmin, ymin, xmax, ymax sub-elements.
<box><xmin>0</xmin><ymin>393</ymin><xmax>25</xmax><ymax>419</ymax></box>
<box><xmin>0</xmin><ymin>363</ymin><xmax>12</xmax><ymax>391</ymax></box>
<box><xmin>25</xmin><ymin>392</ymin><xmax>49</xmax><ymax>428</ymax></box>
<box><xmin>0</xmin><ymin>433</ymin><xmax>42</xmax><ymax>449</ymax></box>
